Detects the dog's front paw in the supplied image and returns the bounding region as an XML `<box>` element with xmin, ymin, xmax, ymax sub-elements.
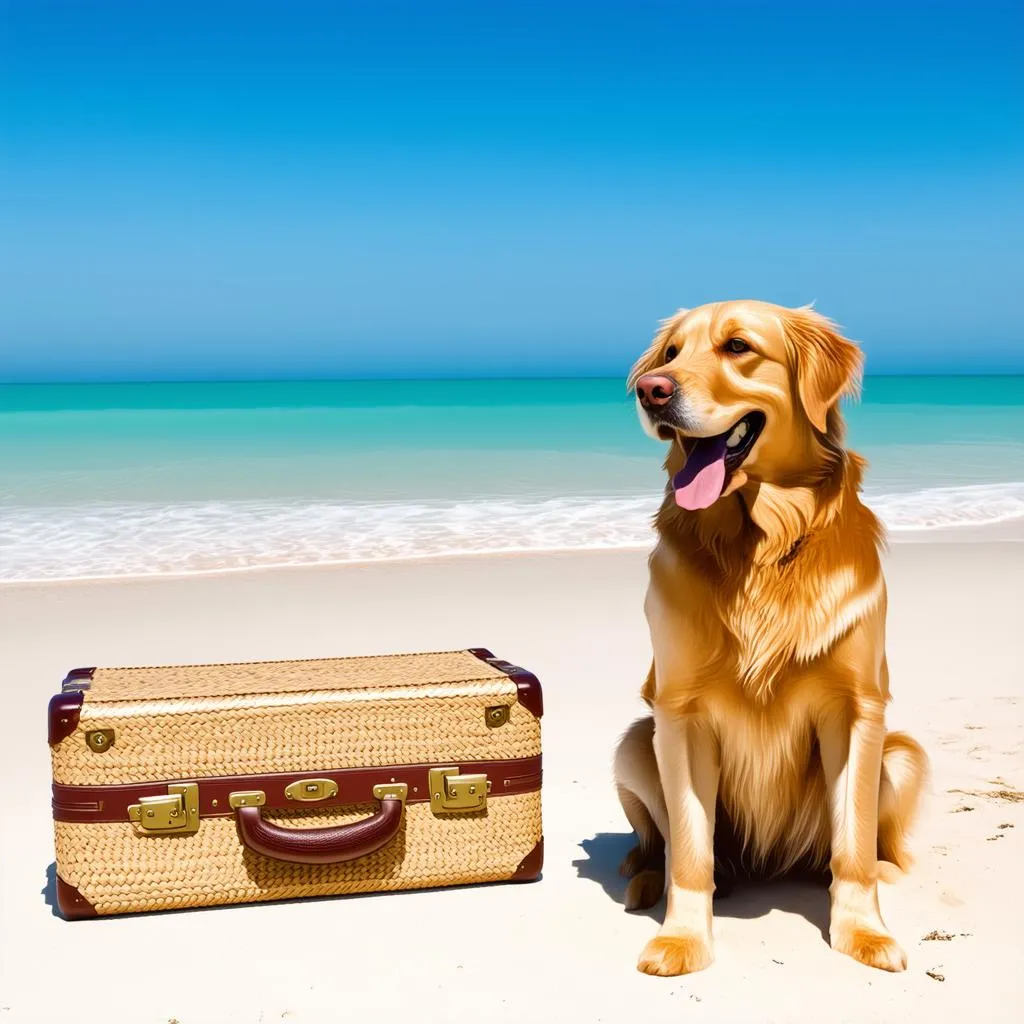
<box><xmin>831</xmin><ymin>920</ymin><xmax>907</xmax><ymax>972</ymax></box>
<box><xmin>637</xmin><ymin>932</ymin><xmax>713</xmax><ymax>976</ymax></box>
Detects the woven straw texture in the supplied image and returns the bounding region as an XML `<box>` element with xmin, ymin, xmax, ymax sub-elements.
<box><xmin>81</xmin><ymin>650</ymin><xmax>508</xmax><ymax>701</ymax></box>
<box><xmin>53</xmin><ymin>652</ymin><xmax>538</xmax><ymax>786</ymax></box>
<box><xmin>54</xmin><ymin>792</ymin><xmax>541</xmax><ymax>915</ymax></box>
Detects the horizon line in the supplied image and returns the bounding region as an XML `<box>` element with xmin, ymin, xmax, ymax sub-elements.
<box><xmin>4</xmin><ymin>371</ymin><xmax>1024</xmax><ymax>387</ymax></box>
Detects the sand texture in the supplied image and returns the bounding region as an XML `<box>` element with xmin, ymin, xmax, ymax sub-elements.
<box><xmin>1</xmin><ymin>543</ymin><xmax>1022</xmax><ymax>1023</ymax></box>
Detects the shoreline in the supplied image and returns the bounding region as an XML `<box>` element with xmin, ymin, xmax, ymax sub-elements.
<box><xmin>2</xmin><ymin>514</ymin><xmax>1023</xmax><ymax>588</ymax></box>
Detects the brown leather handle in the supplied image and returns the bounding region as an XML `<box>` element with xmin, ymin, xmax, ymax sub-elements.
<box><xmin>234</xmin><ymin>794</ymin><xmax>405</xmax><ymax>865</ymax></box>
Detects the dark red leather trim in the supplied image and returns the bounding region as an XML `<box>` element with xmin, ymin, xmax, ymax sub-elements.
<box><xmin>52</xmin><ymin>754</ymin><xmax>543</xmax><ymax>823</ymax></box>
<box><xmin>48</xmin><ymin>691</ymin><xmax>84</xmax><ymax>746</ymax></box>
<box><xmin>236</xmin><ymin>795</ymin><xmax>404</xmax><ymax>864</ymax></box>
<box><xmin>469</xmin><ymin>648</ymin><xmax>543</xmax><ymax>719</ymax></box>
<box><xmin>511</xmin><ymin>836</ymin><xmax>544</xmax><ymax>882</ymax></box>
<box><xmin>62</xmin><ymin>667</ymin><xmax>96</xmax><ymax>691</ymax></box>
<box><xmin>56</xmin><ymin>875</ymin><xmax>97</xmax><ymax>919</ymax></box>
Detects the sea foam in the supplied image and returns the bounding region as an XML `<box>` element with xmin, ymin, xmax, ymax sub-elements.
<box><xmin>2</xmin><ymin>482</ymin><xmax>1023</xmax><ymax>582</ymax></box>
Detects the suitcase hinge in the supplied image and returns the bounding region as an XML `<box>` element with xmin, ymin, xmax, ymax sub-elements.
<box><xmin>428</xmin><ymin>768</ymin><xmax>490</xmax><ymax>814</ymax></box>
<box><xmin>128</xmin><ymin>783</ymin><xmax>200</xmax><ymax>835</ymax></box>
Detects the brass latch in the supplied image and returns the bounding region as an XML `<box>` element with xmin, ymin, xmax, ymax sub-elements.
<box><xmin>428</xmin><ymin>767</ymin><xmax>490</xmax><ymax>814</ymax></box>
<box><xmin>128</xmin><ymin>783</ymin><xmax>200</xmax><ymax>836</ymax></box>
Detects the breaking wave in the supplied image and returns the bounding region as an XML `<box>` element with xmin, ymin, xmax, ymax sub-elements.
<box><xmin>2</xmin><ymin>482</ymin><xmax>1023</xmax><ymax>582</ymax></box>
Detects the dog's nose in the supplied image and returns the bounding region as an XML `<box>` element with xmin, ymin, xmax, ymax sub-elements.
<box><xmin>635</xmin><ymin>374</ymin><xmax>676</xmax><ymax>408</ymax></box>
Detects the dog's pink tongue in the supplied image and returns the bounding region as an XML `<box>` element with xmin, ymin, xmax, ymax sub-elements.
<box><xmin>672</xmin><ymin>433</ymin><xmax>730</xmax><ymax>510</ymax></box>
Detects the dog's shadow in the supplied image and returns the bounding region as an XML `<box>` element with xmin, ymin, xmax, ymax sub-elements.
<box><xmin>574</xmin><ymin>832</ymin><xmax>830</xmax><ymax>941</ymax></box>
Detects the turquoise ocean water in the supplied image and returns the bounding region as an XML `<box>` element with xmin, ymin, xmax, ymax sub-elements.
<box><xmin>2</xmin><ymin>377</ymin><xmax>1024</xmax><ymax>581</ymax></box>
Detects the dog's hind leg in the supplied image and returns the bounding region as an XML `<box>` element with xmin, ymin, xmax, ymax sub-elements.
<box><xmin>613</xmin><ymin>716</ymin><xmax>668</xmax><ymax>910</ymax></box>
<box><xmin>877</xmin><ymin>731</ymin><xmax>929</xmax><ymax>872</ymax></box>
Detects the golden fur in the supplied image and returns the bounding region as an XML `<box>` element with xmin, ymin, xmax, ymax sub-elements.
<box><xmin>613</xmin><ymin>300</ymin><xmax>928</xmax><ymax>976</ymax></box>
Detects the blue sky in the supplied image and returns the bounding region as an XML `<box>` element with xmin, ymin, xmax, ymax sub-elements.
<box><xmin>1</xmin><ymin>0</ymin><xmax>1022</xmax><ymax>381</ymax></box>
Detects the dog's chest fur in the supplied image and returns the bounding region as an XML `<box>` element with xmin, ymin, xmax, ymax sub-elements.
<box><xmin>648</xmin><ymin>522</ymin><xmax>884</xmax><ymax>704</ymax></box>
<box><xmin>719</xmin><ymin>554</ymin><xmax>882</xmax><ymax>701</ymax></box>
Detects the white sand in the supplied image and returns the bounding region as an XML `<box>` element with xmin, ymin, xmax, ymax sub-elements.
<box><xmin>1</xmin><ymin>542</ymin><xmax>1022</xmax><ymax>1023</ymax></box>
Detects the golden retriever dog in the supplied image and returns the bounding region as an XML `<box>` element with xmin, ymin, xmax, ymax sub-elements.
<box><xmin>613</xmin><ymin>300</ymin><xmax>928</xmax><ymax>976</ymax></box>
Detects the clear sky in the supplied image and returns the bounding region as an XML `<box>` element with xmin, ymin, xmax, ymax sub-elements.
<box><xmin>1</xmin><ymin>0</ymin><xmax>1022</xmax><ymax>381</ymax></box>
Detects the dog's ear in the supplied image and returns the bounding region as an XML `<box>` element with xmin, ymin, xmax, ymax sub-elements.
<box><xmin>627</xmin><ymin>308</ymin><xmax>689</xmax><ymax>391</ymax></box>
<box><xmin>781</xmin><ymin>306</ymin><xmax>864</xmax><ymax>433</ymax></box>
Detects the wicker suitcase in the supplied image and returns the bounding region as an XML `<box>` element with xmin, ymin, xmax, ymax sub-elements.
<box><xmin>48</xmin><ymin>648</ymin><xmax>543</xmax><ymax>918</ymax></box>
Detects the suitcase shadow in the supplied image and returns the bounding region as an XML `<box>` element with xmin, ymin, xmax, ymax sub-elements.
<box><xmin>574</xmin><ymin>832</ymin><xmax>830</xmax><ymax>940</ymax></box>
<box><xmin>42</xmin><ymin>862</ymin><xmax>59</xmax><ymax>916</ymax></box>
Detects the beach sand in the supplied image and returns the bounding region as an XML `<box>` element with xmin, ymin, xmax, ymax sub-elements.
<box><xmin>1</xmin><ymin>541</ymin><xmax>1022</xmax><ymax>1023</ymax></box>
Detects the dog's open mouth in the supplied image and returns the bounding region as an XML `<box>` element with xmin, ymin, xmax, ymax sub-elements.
<box><xmin>672</xmin><ymin>412</ymin><xmax>766</xmax><ymax>510</ymax></box>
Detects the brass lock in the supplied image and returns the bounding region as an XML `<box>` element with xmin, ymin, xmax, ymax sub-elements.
<box><xmin>283</xmin><ymin>778</ymin><xmax>338</xmax><ymax>802</ymax></box>
<box><xmin>428</xmin><ymin>767</ymin><xmax>490</xmax><ymax>814</ymax></box>
<box><xmin>128</xmin><ymin>783</ymin><xmax>200</xmax><ymax>836</ymax></box>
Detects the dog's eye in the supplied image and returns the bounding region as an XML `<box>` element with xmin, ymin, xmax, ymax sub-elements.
<box><xmin>725</xmin><ymin>337</ymin><xmax>750</xmax><ymax>354</ymax></box>
<box><xmin>664</xmin><ymin>345</ymin><xmax>678</xmax><ymax>361</ymax></box>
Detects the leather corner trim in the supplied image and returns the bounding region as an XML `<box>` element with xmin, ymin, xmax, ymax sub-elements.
<box><xmin>62</xmin><ymin>667</ymin><xmax>96</xmax><ymax>692</ymax></box>
<box><xmin>512</xmin><ymin>670</ymin><xmax>543</xmax><ymax>719</ymax></box>
<box><xmin>56</xmin><ymin>874</ymin><xmax>97</xmax><ymax>919</ymax></box>
<box><xmin>48</xmin><ymin>690</ymin><xmax>84</xmax><ymax>746</ymax></box>
<box><xmin>511</xmin><ymin>836</ymin><xmax>544</xmax><ymax>882</ymax></box>
<box><xmin>468</xmin><ymin>649</ymin><xmax>543</xmax><ymax>719</ymax></box>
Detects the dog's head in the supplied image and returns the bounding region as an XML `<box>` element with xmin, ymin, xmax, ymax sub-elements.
<box><xmin>629</xmin><ymin>300</ymin><xmax>863</xmax><ymax>510</ymax></box>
